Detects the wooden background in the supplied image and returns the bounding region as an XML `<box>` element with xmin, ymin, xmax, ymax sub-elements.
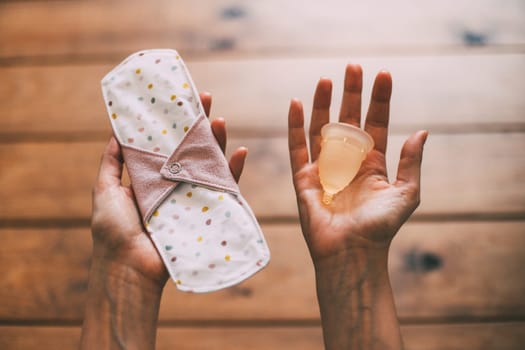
<box><xmin>1</xmin><ymin>0</ymin><xmax>524</xmax><ymax>348</ymax></box>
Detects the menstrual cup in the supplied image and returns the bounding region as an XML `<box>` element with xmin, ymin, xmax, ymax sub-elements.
<box><xmin>318</xmin><ymin>123</ymin><xmax>374</xmax><ymax>204</ymax></box>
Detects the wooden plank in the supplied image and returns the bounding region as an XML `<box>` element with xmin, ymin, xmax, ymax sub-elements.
<box><xmin>390</xmin><ymin>222</ymin><xmax>525</xmax><ymax>319</ymax></box>
<box><xmin>1</xmin><ymin>0</ymin><xmax>524</xmax><ymax>58</ymax></box>
<box><xmin>1</xmin><ymin>323</ymin><xmax>525</xmax><ymax>350</ymax></box>
<box><xmin>1</xmin><ymin>222</ymin><xmax>524</xmax><ymax>321</ymax></box>
<box><xmin>0</xmin><ymin>228</ymin><xmax>92</xmax><ymax>320</ymax></box>
<box><xmin>1</xmin><ymin>54</ymin><xmax>524</xmax><ymax>137</ymax></box>
<box><xmin>1</xmin><ymin>134</ymin><xmax>524</xmax><ymax>221</ymax></box>
<box><xmin>0</xmin><ymin>142</ymin><xmax>101</xmax><ymax>221</ymax></box>
<box><xmin>401</xmin><ymin>323</ymin><xmax>525</xmax><ymax>350</ymax></box>
<box><xmin>157</xmin><ymin>327</ymin><xmax>323</xmax><ymax>350</ymax></box>
<box><xmin>0</xmin><ymin>326</ymin><xmax>81</xmax><ymax>350</ymax></box>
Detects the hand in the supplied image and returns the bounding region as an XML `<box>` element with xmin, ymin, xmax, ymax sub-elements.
<box><xmin>90</xmin><ymin>93</ymin><xmax>248</xmax><ymax>287</ymax></box>
<box><xmin>84</xmin><ymin>93</ymin><xmax>245</xmax><ymax>350</ymax></box>
<box><xmin>288</xmin><ymin>64</ymin><xmax>427</xmax><ymax>350</ymax></box>
<box><xmin>288</xmin><ymin>64</ymin><xmax>428</xmax><ymax>265</ymax></box>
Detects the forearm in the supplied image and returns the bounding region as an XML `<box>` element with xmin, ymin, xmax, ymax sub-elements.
<box><xmin>80</xmin><ymin>257</ymin><xmax>164</xmax><ymax>350</ymax></box>
<box><xmin>314</xmin><ymin>247</ymin><xmax>403</xmax><ymax>350</ymax></box>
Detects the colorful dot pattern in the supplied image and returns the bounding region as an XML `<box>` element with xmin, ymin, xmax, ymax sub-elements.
<box><xmin>102</xmin><ymin>50</ymin><xmax>201</xmax><ymax>155</ymax></box>
<box><xmin>147</xmin><ymin>178</ymin><xmax>269</xmax><ymax>292</ymax></box>
<box><xmin>101</xmin><ymin>49</ymin><xmax>270</xmax><ymax>293</ymax></box>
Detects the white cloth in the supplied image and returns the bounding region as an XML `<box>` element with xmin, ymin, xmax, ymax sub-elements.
<box><xmin>101</xmin><ymin>49</ymin><xmax>270</xmax><ymax>292</ymax></box>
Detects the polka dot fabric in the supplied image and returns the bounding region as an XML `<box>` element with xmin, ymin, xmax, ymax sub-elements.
<box><xmin>103</xmin><ymin>51</ymin><xmax>198</xmax><ymax>156</ymax></box>
<box><xmin>101</xmin><ymin>49</ymin><xmax>270</xmax><ymax>292</ymax></box>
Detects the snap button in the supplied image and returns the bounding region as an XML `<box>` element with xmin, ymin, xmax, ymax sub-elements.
<box><xmin>168</xmin><ymin>162</ymin><xmax>182</xmax><ymax>174</ymax></box>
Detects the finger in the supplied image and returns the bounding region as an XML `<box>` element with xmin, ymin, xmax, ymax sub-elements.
<box><xmin>339</xmin><ymin>64</ymin><xmax>363</xmax><ymax>127</ymax></box>
<box><xmin>288</xmin><ymin>99</ymin><xmax>309</xmax><ymax>176</ymax></box>
<box><xmin>229</xmin><ymin>147</ymin><xmax>248</xmax><ymax>183</ymax></box>
<box><xmin>309</xmin><ymin>78</ymin><xmax>332</xmax><ymax>162</ymax></box>
<box><xmin>200</xmin><ymin>92</ymin><xmax>212</xmax><ymax>117</ymax></box>
<box><xmin>96</xmin><ymin>136</ymin><xmax>124</xmax><ymax>188</ymax></box>
<box><xmin>395</xmin><ymin>130</ymin><xmax>428</xmax><ymax>188</ymax></box>
<box><xmin>364</xmin><ymin>70</ymin><xmax>392</xmax><ymax>155</ymax></box>
<box><xmin>210</xmin><ymin>118</ymin><xmax>227</xmax><ymax>153</ymax></box>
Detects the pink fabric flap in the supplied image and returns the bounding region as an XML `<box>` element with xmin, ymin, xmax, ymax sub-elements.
<box><xmin>121</xmin><ymin>114</ymin><xmax>239</xmax><ymax>223</ymax></box>
<box><xmin>160</xmin><ymin>114</ymin><xmax>240</xmax><ymax>194</ymax></box>
<box><xmin>121</xmin><ymin>145</ymin><xmax>176</xmax><ymax>222</ymax></box>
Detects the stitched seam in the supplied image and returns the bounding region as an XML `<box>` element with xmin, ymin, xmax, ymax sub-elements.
<box><xmin>162</xmin><ymin>114</ymin><xmax>238</xmax><ymax>193</ymax></box>
<box><xmin>161</xmin><ymin>175</ymin><xmax>239</xmax><ymax>194</ymax></box>
<box><xmin>120</xmin><ymin>143</ymin><xmax>169</xmax><ymax>160</ymax></box>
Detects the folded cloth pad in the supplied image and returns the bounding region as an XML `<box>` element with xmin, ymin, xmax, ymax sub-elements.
<box><xmin>101</xmin><ymin>49</ymin><xmax>270</xmax><ymax>292</ymax></box>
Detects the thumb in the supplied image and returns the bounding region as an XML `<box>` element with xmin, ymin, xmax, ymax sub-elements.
<box><xmin>395</xmin><ymin>130</ymin><xmax>428</xmax><ymax>188</ymax></box>
<box><xmin>96</xmin><ymin>136</ymin><xmax>124</xmax><ymax>189</ymax></box>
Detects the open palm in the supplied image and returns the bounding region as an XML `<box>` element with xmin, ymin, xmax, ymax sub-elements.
<box><xmin>288</xmin><ymin>65</ymin><xmax>427</xmax><ymax>263</ymax></box>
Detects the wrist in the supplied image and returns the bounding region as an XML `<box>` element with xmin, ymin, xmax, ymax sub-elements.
<box><xmin>313</xmin><ymin>246</ymin><xmax>391</xmax><ymax>306</ymax></box>
<box><xmin>91</xmin><ymin>230</ymin><xmax>169</xmax><ymax>289</ymax></box>
<box><xmin>81</xmin><ymin>255</ymin><xmax>164</xmax><ymax>349</ymax></box>
<box><xmin>89</xmin><ymin>253</ymin><xmax>166</xmax><ymax>297</ymax></box>
<box><xmin>313</xmin><ymin>246</ymin><xmax>402</xmax><ymax>350</ymax></box>
<box><xmin>314</xmin><ymin>245</ymin><xmax>389</xmax><ymax>278</ymax></box>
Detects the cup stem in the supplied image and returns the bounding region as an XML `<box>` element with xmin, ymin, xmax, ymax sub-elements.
<box><xmin>322</xmin><ymin>192</ymin><xmax>334</xmax><ymax>205</ymax></box>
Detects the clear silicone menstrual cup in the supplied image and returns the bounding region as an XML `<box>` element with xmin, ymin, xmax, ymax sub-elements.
<box><xmin>318</xmin><ymin>123</ymin><xmax>374</xmax><ymax>204</ymax></box>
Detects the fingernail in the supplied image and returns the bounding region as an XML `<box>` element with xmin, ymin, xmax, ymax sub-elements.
<box><xmin>240</xmin><ymin>147</ymin><xmax>248</xmax><ymax>157</ymax></box>
<box><xmin>422</xmin><ymin>130</ymin><xmax>429</xmax><ymax>145</ymax></box>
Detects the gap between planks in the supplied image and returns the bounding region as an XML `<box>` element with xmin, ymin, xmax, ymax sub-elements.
<box><xmin>1</xmin><ymin>44</ymin><xmax>525</xmax><ymax>68</ymax></box>
<box><xmin>1</xmin><ymin>214</ymin><xmax>525</xmax><ymax>229</ymax></box>
<box><xmin>1</xmin><ymin>123</ymin><xmax>525</xmax><ymax>143</ymax></box>
<box><xmin>2</xmin><ymin>317</ymin><xmax>525</xmax><ymax>328</ymax></box>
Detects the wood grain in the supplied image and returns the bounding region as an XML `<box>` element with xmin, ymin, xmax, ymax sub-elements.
<box><xmin>390</xmin><ymin>222</ymin><xmax>525</xmax><ymax>320</ymax></box>
<box><xmin>1</xmin><ymin>134</ymin><xmax>524</xmax><ymax>221</ymax></box>
<box><xmin>1</xmin><ymin>0</ymin><xmax>524</xmax><ymax>59</ymax></box>
<box><xmin>1</xmin><ymin>222</ymin><xmax>524</xmax><ymax>321</ymax></box>
<box><xmin>401</xmin><ymin>322</ymin><xmax>525</xmax><ymax>350</ymax></box>
<box><xmin>1</xmin><ymin>323</ymin><xmax>525</xmax><ymax>350</ymax></box>
<box><xmin>1</xmin><ymin>54</ymin><xmax>524</xmax><ymax>137</ymax></box>
<box><xmin>1</xmin><ymin>0</ymin><xmax>523</xmax><ymax>346</ymax></box>
<box><xmin>0</xmin><ymin>228</ymin><xmax>92</xmax><ymax>320</ymax></box>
